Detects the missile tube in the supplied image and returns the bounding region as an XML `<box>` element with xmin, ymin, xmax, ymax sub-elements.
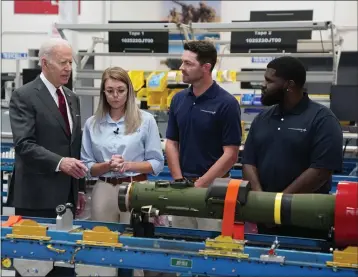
<box><xmin>118</xmin><ymin>178</ymin><xmax>358</xmax><ymax>247</ymax></box>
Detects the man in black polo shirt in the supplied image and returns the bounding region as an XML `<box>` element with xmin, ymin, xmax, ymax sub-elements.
<box><xmin>242</xmin><ymin>56</ymin><xmax>343</xmax><ymax>239</ymax></box>
<box><xmin>165</xmin><ymin>40</ymin><xmax>242</xmax><ymax>229</ymax></box>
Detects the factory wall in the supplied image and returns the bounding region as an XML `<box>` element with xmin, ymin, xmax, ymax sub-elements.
<box><xmin>1</xmin><ymin>1</ymin><xmax>357</xmax><ymax>87</ymax></box>
<box><xmin>1</xmin><ymin>1</ymin><xmax>167</xmax><ymax>74</ymax></box>
<box><xmin>1</xmin><ymin>1</ymin><xmax>103</xmax><ymax>73</ymax></box>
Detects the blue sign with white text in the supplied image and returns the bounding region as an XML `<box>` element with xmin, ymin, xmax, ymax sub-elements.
<box><xmin>251</xmin><ymin>57</ymin><xmax>274</xmax><ymax>64</ymax></box>
<box><xmin>1</xmin><ymin>52</ymin><xmax>28</xmax><ymax>59</ymax></box>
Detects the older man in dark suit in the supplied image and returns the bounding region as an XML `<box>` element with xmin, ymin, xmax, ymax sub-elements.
<box><xmin>9</xmin><ymin>37</ymin><xmax>88</xmax><ymax>277</ymax></box>
<box><xmin>9</xmin><ymin>37</ymin><xmax>88</xmax><ymax>218</ymax></box>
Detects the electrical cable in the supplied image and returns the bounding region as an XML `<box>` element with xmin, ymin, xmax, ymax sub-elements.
<box><xmin>319</xmin><ymin>30</ymin><xmax>325</xmax><ymax>53</ymax></box>
<box><xmin>343</xmin><ymin>138</ymin><xmax>351</xmax><ymax>158</ymax></box>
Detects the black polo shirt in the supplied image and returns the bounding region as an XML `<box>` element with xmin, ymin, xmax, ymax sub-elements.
<box><xmin>242</xmin><ymin>93</ymin><xmax>343</xmax><ymax>193</ymax></box>
<box><xmin>166</xmin><ymin>81</ymin><xmax>242</xmax><ymax>177</ymax></box>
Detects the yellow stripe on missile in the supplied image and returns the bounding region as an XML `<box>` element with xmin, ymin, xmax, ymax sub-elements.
<box><xmin>274</xmin><ymin>193</ymin><xmax>283</xmax><ymax>225</ymax></box>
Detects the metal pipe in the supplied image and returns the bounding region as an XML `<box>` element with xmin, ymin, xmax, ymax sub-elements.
<box><xmin>79</xmin><ymin>39</ymin><xmax>97</xmax><ymax>70</ymax></box>
<box><xmin>101</xmin><ymin>0</ymin><xmax>110</xmax><ymax>70</ymax></box>
<box><xmin>1</xmin><ymin>132</ymin><xmax>13</xmax><ymax>139</ymax></box>
<box><xmin>1</xmin><ymin>31</ymin><xmax>49</xmax><ymax>36</ymax></box>
<box><xmin>98</xmin><ymin>39</ymin><xmax>230</xmax><ymax>46</ymax></box>
<box><xmin>55</xmin><ymin>21</ymin><xmax>330</xmax><ymax>33</ymax></box>
<box><xmin>330</xmin><ymin>24</ymin><xmax>337</xmax><ymax>85</ymax></box>
<box><xmin>15</xmin><ymin>60</ymin><xmax>21</xmax><ymax>89</ymax></box>
<box><xmin>75</xmin><ymin>52</ymin><xmax>332</xmax><ymax>58</ymax></box>
<box><xmin>74</xmin><ymin>70</ymin><xmax>334</xmax><ymax>83</ymax></box>
<box><xmin>336</xmin><ymin>26</ymin><xmax>358</xmax><ymax>32</ymax></box>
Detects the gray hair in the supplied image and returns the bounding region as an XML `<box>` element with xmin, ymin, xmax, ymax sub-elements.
<box><xmin>38</xmin><ymin>38</ymin><xmax>72</xmax><ymax>66</ymax></box>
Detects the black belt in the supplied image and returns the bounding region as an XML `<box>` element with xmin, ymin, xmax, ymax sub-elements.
<box><xmin>99</xmin><ymin>174</ymin><xmax>147</xmax><ymax>185</ymax></box>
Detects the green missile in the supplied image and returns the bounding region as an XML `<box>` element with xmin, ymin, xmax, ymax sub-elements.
<box><xmin>118</xmin><ymin>178</ymin><xmax>335</xmax><ymax>231</ymax></box>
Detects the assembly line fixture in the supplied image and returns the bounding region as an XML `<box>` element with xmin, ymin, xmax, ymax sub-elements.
<box><xmin>1</xmin><ymin>179</ymin><xmax>358</xmax><ymax>276</ymax></box>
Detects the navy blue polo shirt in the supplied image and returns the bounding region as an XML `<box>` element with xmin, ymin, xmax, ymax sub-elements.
<box><xmin>166</xmin><ymin>81</ymin><xmax>242</xmax><ymax>177</ymax></box>
<box><xmin>242</xmin><ymin>93</ymin><xmax>343</xmax><ymax>193</ymax></box>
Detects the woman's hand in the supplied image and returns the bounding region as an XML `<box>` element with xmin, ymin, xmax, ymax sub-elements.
<box><xmin>109</xmin><ymin>155</ymin><xmax>124</xmax><ymax>172</ymax></box>
<box><xmin>110</xmin><ymin>155</ymin><xmax>132</xmax><ymax>173</ymax></box>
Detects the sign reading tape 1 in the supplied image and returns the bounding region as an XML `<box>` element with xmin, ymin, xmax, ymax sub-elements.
<box><xmin>108</xmin><ymin>21</ymin><xmax>169</xmax><ymax>54</ymax></box>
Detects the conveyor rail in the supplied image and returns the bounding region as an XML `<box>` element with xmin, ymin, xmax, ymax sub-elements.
<box><xmin>1</xmin><ymin>216</ymin><xmax>357</xmax><ymax>276</ymax></box>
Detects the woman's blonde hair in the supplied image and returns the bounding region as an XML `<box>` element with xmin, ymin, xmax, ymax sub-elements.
<box><xmin>94</xmin><ymin>67</ymin><xmax>142</xmax><ymax>134</ymax></box>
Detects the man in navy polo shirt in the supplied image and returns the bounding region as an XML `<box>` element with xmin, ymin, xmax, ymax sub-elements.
<box><xmin>165</xmin><ymin>40</ymin><xmax>242</xmax><ymax>229</ymax></box>
<box><xmin>242</xmin><ymin>56</ymin><xmax>343</xmax><ymax>239</ymax></box>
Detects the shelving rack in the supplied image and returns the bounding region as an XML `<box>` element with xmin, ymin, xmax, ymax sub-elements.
<box><xmin>54</xmin><ymin>21</ymin><xmax>339</xmax><ymax>96</ymax></box>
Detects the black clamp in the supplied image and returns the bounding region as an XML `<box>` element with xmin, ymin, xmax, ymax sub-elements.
<box><xmin>55</xmin><ymin>203</ymin><xmax>74</xmax><ymax>216</ymax></box>
<box><xmin>238</xmin><ymin>181</ymin><xmax>251</xmax><ymax>206</ymax></box>
<box><xmin>130</xmin><ymin>211</ymin><xmax>155</xmax><ymax>238</ymax></box>
<box><xmin>172</xmin><ymin>177</ymin><xmax>194</xmax><ymax>188</ymax></box>
<box><xmin>56</xmin><ymin>205</ymin><xmax>66</xmax><ymax>216</ymax></box>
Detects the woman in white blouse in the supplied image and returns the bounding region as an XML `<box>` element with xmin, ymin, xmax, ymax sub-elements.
<box><xmin>81</xmin><ymin>66</ymin><xmax>165</xmax><ymax>224</ymax></box>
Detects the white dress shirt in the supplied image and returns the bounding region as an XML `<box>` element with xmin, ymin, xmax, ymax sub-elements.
<box><xmin>40</xmin><ymin>73</ymin><xmax>73</xmax><ymax>172</ymax></box>
<box><xmin>81</xmin><ymin>111</ymin><xmax>164</xmax><ymax>178</ymax></box>
<box><xmin>40</xmin><ymin>72</ymin><xmax>73</xmax><ymax>133</ymax></box>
